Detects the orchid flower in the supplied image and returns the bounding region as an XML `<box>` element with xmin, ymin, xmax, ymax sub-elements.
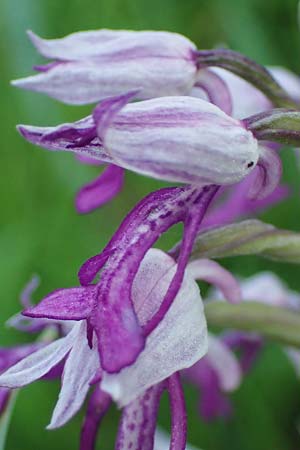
<box><xmin>0</xmin><ymin>248</ymin><xmax>240</xmax><ymax>449</ymax></box>
<box><xmin>12</xmin><ymin>30</ymin><xmax>199</xmax><ymax>105</ymax></box>
<box><xmin>18</xmin><ymin>93</ymin><xmax>283</xmax><ymax>200</ymax></box>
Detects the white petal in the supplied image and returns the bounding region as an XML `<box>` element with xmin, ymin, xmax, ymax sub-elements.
<box><xmin>101</xmin><ymin>249</ymin><xmax>208</xmax><ymax>407</ymax></box>
<box><xmin>27</xmin><ymin>30</ymin><xmax>195</xmax><ymax>61</ymax></box>
<box><xmin>48</xmin><ymin>321</ymin><xmax>100</xmax><ymax>429</ymax></box>
<box><xmin>27</xmin><ymin>29</ymin><xmax>133</xmax><ymax>60</ymax></box>
<box><xmin>0</xmin><ymin>323</ymin><xmax>80</xmax><ymax>388</ymax></box>
<box><xmin>207</xmin><ymin>334</ymin><xmax>241</xmax><ymax>391</ymax></box>
<box><xmin>105</xmin><ymin>96</ymin><xmax>259</xmax><ymax>186</ymax></box>
<box><xmin>12</xmin><ymin>58</ymin><xmax>195</xmax><ymax>105</ymax></box>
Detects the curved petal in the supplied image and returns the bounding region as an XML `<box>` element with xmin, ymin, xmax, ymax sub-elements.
<box><xmin>116</xmin><ymin>382</ymin><xmax>165</xmax><ymax>450</ymax></box>
<box><xmin>248</xmin><ymin>145</ymin><xmax>282</xmax><ymax>200</ymax></box>
<box><xmin>207</xmin><ymin>334</ymin><xmax>241</xmax><ymax>392</ymax></box>
<box><xmin>187</xmin><ymin>259</ymin><xmax>241</xmax><ymax>303</ymax></box>
<box><xmin>27</xmin><ymin>29</ymin><xmax>133</xmax><ymax>60</ymax></box>
<box><xmin>101</xmin><ymin>249</ymin><xmax>208</xmax><ymax>406</ymax></box>
<box><xmin>93</xmin><ymin>90</ymin><xmax>139</xmax><ymax>139</ymax></box>
<box><xmin>192</xmin><ymin>68</ymin><xmax>232</xmax><ymax>115</ymax></box>
<box><xmin>76</xmin><ymin>165</ymin><xmax>125</xmax><ymax>214</ymax></box>
<box><xmin>17</xmin><ymin>117</ymin><xmax>111</xmax><ymax>162</ymax></box>
<box><xmin>0</xmin><ymin>324</ymin><xmax>80</xmax><ymax>388</ymax></box>
<box><xmin>23</xmin><ymin>286</ymin><xmax>96</xmax><ymax>321</ymax></box>
<box><xmin>48</xmin><ymin>322</ymin><xmax>100</xmax><ymax>429</ymax></box>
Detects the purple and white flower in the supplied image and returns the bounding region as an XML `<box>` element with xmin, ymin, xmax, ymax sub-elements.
<box><xmin>0</xmin><ymin>248</ymin><xmax>240</xmax><ymax>449</ymax></box>
<box><xmin>12</xmin><ymin>30</ymin><xmax>199</xmax><ymax>104</ymax></box>
<box><xmin>18</xmin><ymin>94</ymin><xmax>268</xmax><ymax>188</ymax></box>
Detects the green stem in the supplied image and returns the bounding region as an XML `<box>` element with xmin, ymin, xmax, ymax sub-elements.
<box><xmin>205</xmin><ymin>301</ymin><xmax>300</xmax><ymax>347</ymax></box>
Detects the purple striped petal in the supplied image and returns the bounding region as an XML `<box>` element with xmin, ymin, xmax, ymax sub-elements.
<box><xmin>17</xmin><ymin>117</ymin><xmax>111</xmax><ymax>162</ymax></box>
<box><xmin>248</xmin><ymin>146</ymin><xmax>282</xmax><ymax>199</ymax></box>
<box><xmin>115</xmin><ymin>382</ymin><xmax>165</xmax><ymax>450</ymax></box>
<box><xmin>23</xmin><ymin>285</ymin><xmax>96</xmax><ymax>321</ymax></box>
<box><xmin>0</xmin><ymin>324</ymin><xmax>80</xmax><ymax>388</ymax></box>
<box><xmin>167</xmin><ymin>373</ymin><xmax>187</xmax><ymax>450</ymax></box>
<box><xmin>192</xmin><ymin>68</ymin><xmax>232</xmax><ymax>115</ymax></box>
<box><xmin>80</xmin><ymin>185</ymin><xmax>216</xmax><ymax>374</ymax></box>
<box><xmin>13</xmin><ymin>31</ymin><xmax>197</xmax><ymax>104</ymax></box>
<box><xmin>80</xmin><ymin>387</ymin><xmax>111</xmax><ymax>450</ymax></box>
<box><xmin>187</xmin><ymin>259</ymin><xmax>241</xmax><ymax>303</ymax></box>
<box><xmin>48</xmin><ymin>322</ymin><xmax>99</xmax><ymax>429</ymax></box>
<box><xmin>99</xmin><ymin>96</ymin><xmax>259</xmax><ymax>186</ymax></box>
<box><xmin>76</xmin><ymin>165</ymin><xmax>124</xmax><ymax>214</ymax></box>
<box><xmin>27</xmin><ymin>29</ymin><xmax>134</xmax><ymax>60</ymax></box>
<box><xmin>101</xmin><ymin>249</ymin><xmax>207</xmax><ymax>406</ymax></box>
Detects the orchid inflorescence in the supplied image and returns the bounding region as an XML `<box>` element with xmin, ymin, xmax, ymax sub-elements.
<box><xmin>3</xmin><ymin>28</ymin><xmax>300</xmax><ymax>450</ymax></box>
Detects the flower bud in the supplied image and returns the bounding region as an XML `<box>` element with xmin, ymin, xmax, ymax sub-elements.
<box><xmin>95</xmin><ymin>94</ymin><xmax>259</xmax><ymax>186</ymax></box>
<box><xmin>12</xmin><ymin>30</ymin><xmax>198</xmax><ymax>104</ymax></box>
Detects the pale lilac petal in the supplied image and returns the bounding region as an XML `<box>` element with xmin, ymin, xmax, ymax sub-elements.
<box><xmin>206</xmin><ymin>334</ymin><xmax>241</xmax><ymax>391</ymax></box>
<box><xmin>270</xmin><ymin>67</ymin><xmax>300</xmax><ymax>102</ymax></box>
<box><xmin>167</xmin><ymin>373</ymin><xmax>187</xmax><ymax>450</ymax></box>
<box><xmin>208</xmin><ymin>68</ymin><xmax>271</xmax><ymax>119</ymax></box>
<box><xmin>0</xmin><ymin>324</ymin><xmax>80</xmax><ymax>388</ymax></box>
<box><xmin>48</xmin><ymin>322</ymin><xmax>100</xmax><ymax>429</ymax></box>
<box><xmin>27</xmin><ymin>29</ymin><xmax>133</xmax><ymax>60</ymax></box>
<box><xmin>14</xmin><ymin>31</ymin><xmax>197</xmax><ymax>104</ymax></box>
<box><xmin>17</xmin><ymin>118</ymin><xmax>111</xmax><ymax>162</ymax></box>
<box><xmin>187</xmin><ymin>259</ymin><xmax>241</xmax><ymax>304</ymax></box>
<box><xmin>192</xmin><ymin>68</ymin><xmax>232</xmax><ymax>115</ymax></box>
<box><xmin>103</xmin><ymin>96</ymin><xmax>258</xmax><ymax>186</ymax></box>
<box><xmin>76</xmin><ymin>165</ymin><xmax>124</xmax><ymax>214</ymax></box>
<box><xmin>23</xmin><ymin>286</ymin><xmax>96</xmax><ymax>321</ymax></box>
<box><xmin>101</xmin><ymin>249</ymin><xmax>208</xmax><ymax>406</ymax></box>
<box><xmin>80</xmin><ymin>387</ymin><xmax>111</xmax><ymax>450</ymax></box>
<box><xmin>248</xmin><ymin>145</ymin><xmax>282</xmax><ymax>199</ymax></box>
<box><xmin>115</xmin><ymin>382</ymin><xmax>165</xmax><ymax>450</ymax></box>
<box><xmin>27</xmin><ymin>30</ymin><xmax>195</xmax><ymax>62</ymax></box>
<box><xmin>240</xmin><ymin>271</ymin><xmax>291</xmax><ymax>307</ymax></box>
<box><xmin>12</xmin><ymin>57</ymin><xmax>195</xmax><ymax>105</ymax></box>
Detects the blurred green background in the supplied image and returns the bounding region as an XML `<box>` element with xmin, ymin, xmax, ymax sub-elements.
<box><xmin>1</xmin><ymin>0</ymin><xmax>300</xmax><ymax>448</ymax></box>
